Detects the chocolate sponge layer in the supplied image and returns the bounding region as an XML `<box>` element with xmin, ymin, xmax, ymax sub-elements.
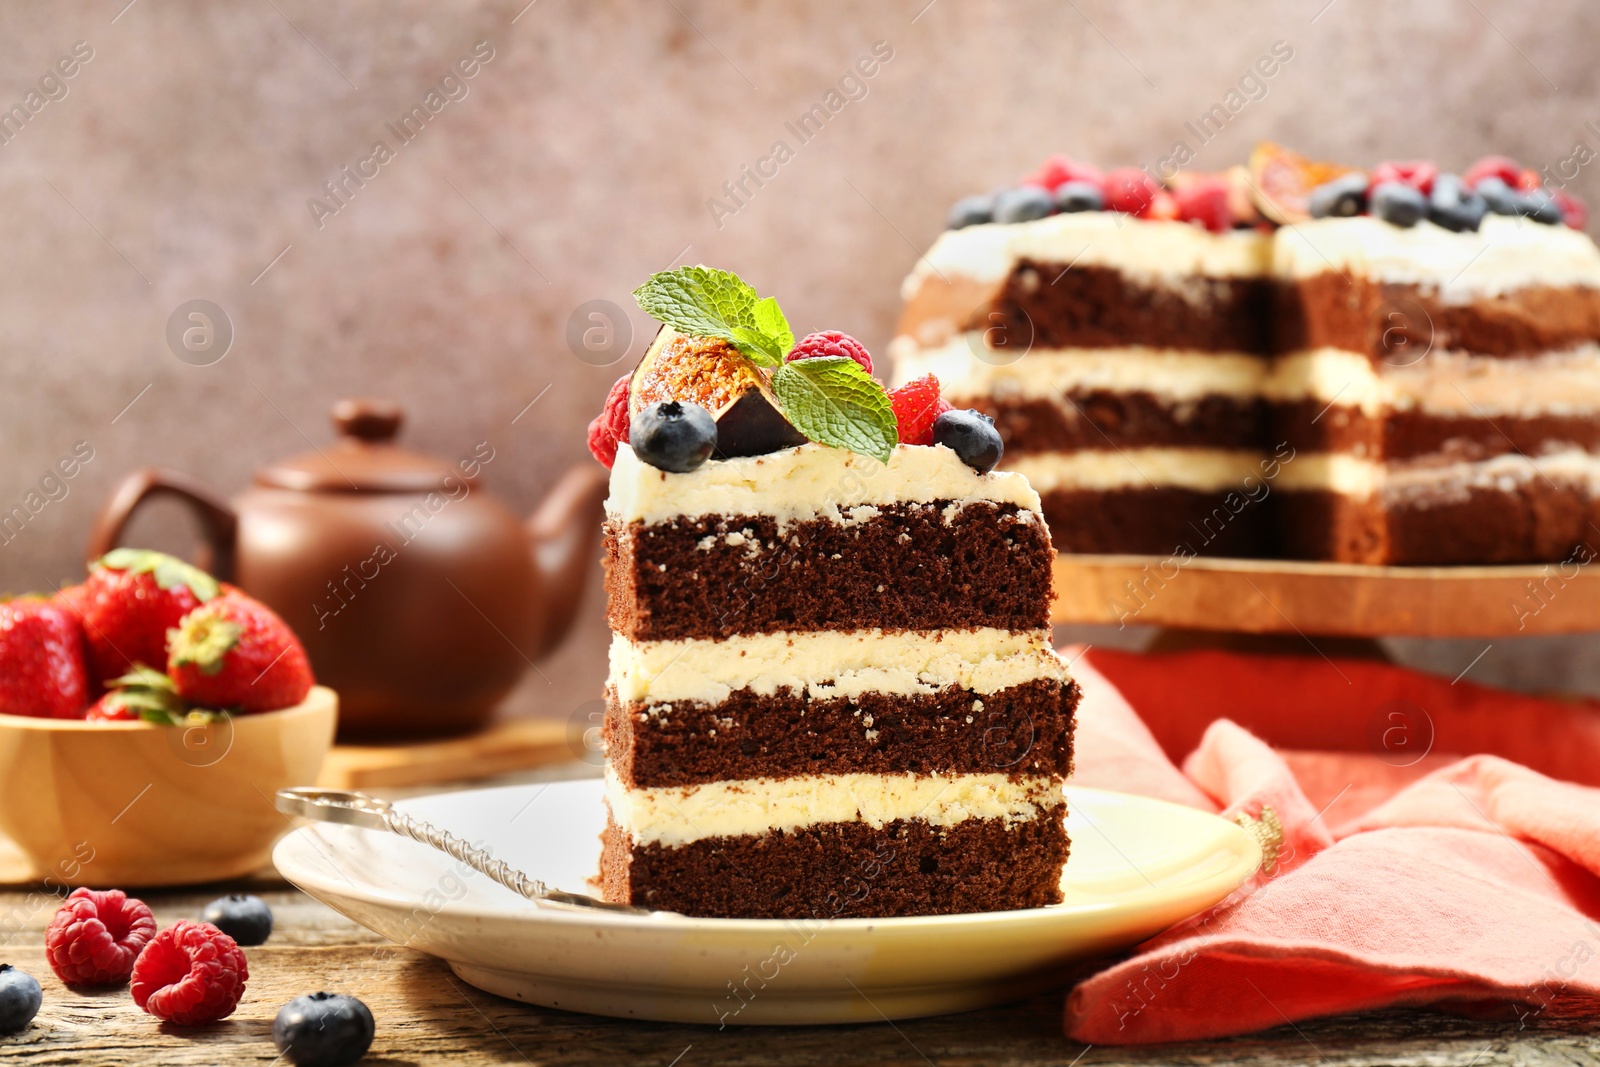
<box><xmin>604</xmin><ymin>502</ymin><xmax>1054</xmax><ymax>641</ymax></box>
<box><xmin>599</xmin><ymin>807</ymin><xmax>1068</xmax><ymax>919</ymax></box>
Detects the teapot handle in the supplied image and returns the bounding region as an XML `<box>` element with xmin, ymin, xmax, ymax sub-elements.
<box><xmin>85</xmin><ymin>468</ymin><xmax>239</xmax><ymax>580</ymax></box>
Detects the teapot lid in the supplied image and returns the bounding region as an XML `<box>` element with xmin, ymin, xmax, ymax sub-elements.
<box><xmin>254</xmin><ymin>399</ymin><xmax>480</xmax><ymax>493</ymax></box>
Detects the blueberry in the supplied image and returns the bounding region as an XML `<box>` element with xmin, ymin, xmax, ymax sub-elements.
<box><xmin>201</xmin><ymin>894</ymin><xmax>274</xmax><ymax>946</ymax></box>
<box><xmin>1514</xmin><ymin>188</ymin><xmax>1563</xmax><ymax>225</ymax></box>
<box><xmin>631</xmin><ymin>401</ymin><xmax>717</xmax><ymax>473</ymax></box>
<box><xmin>992</xmin><ymin>186</ymin><xmax>1055</xmax><ymax>224</ymax></box>
<box><xmin>1307</xmin><ymin>173</ymin><xmax>1368</xmax><ymax>219</ymax></box>
<box><xmin>932</xmin><ymin>409</ymin><xmax>1004</xmax><ymax>474</ymax></box>
<box><xmin>946</xmin><ymin>194</ymin><xmax>994</xmax><ymax>230</ymax></box>
<box><xmin>273</xmin><ymin>992</ymin><xmax>375</xmax><ymax>1067</ymax></box>
<box><xmin>1054</xmin><ymin>181</ymin><xmax>1105</xmax><ymax>214</ymax></box>
<box><xmin>0</xmin><ymin>965</ymin><xmax>42</xmax><ymax>1033</ymax></box>
<box><xmin>1475</xmin><ymin>176</ymin><xmax>1520</xmax><ymax>215</ymax></box>
<box><xmin>1428</xmin><ymin>174</ymin><xmax>1488</xmax><ymax>233</ymax></box>
<box><xmin>1369</xmin><ymin>181</ymin><xmax>1427</xmax><ymax>228</ymax></box>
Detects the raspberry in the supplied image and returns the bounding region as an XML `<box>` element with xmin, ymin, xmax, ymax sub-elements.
<box><xmin>1102</xmin><ymin>168</ymin><xmax>1158</xmax><ymax>215</ymax></box>
<box><xmin>1368</xmin><ymin>160</ymin><xmax>1438</xmax><ymax>195</ymax></box>
<box><xmin>1174</xmin><ymin>178</ymin><xmax>1231</xmax><ymax>232</ymax></box>
<box><xmin>785</xmin><ymin>331</ymin><xmax>872</xmax><ymax>375</ymax></box>
<box><xmin>1463</xmin><ymin>155</ymin><xmax>1522</xmax><ymax>189</ymax></box>
<box><xmin>889</xmin><ymin>374</ymin><xmax>953</xmax><ymax>446</ymax></box>
<box><xmin>1021</xmin><ymin>154</ymin><xmax>1104</xmax><ymax>192</ymax></box>
<box><xmin>586</xmin><ymin>415</ymin><xmax>618</xmax><ymax>469</ymax></box>
<box><xmin>44</xmin><ymin>888</ymin><xmax>157</xmax><ymax>987</ymax></box>
<box><xmin>1553</xmin><ymin>187</ymin><xmax>1589</xmax><ymax>230</ymax></box>
<box><xmin>131</xmin><ymin>920</ymin><xmax>248</xmax><ymax>1025</ymax></box>
<box><xmin>601</xmin><ymin>374</ymin><xmax>631</xmax><ymax>444</ymax></box>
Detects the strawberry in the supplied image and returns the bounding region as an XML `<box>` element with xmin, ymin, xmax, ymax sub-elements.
<box><xmin>1021</xmin><ymin>154</ymin><xmax>1105</xmax><ymax>192</ymax></box>
<box><xmin>167</xmin><ymin>590</ymin><xmax>313</xmax><ymax>713</ymax></box>
<box><xmin>889</xmin><ymin>374</ymin><xmax>954</xmax><ymax>446</ymax></box>
<box><xmin>85</xmin><ymin>667</ymin><xmax>185</xmax><ymax>723</ymax></box>
<box><xmin>0</xmin><ymin>597</ymin><xmax>89</xmax><ymax>718</ymax></box>
<box><xmin>1174</xmin><ymin>178</ymin><xmax>1232</xmax><ymax>232</ymax></box>
<box><xmin>1368</xmin><ymin>160</ymin><xmax>1438</xmax><ymax>195</ymax></box>
<box><xmin>1103</xmin><ymin>168</ymin><xmax>1159</xmax><ymax>215</ymax></box>
<box><xmin>1463</xmin><ymin>155</ymin><xmax>1522</xmax><ymax>189</ymax></box>
<box><xmin>78</xmin><ymin>550</ymin><xmax>220</xmax><ymax>683</ymax></box>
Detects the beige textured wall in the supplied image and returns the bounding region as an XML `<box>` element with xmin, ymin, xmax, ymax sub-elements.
<box><xmin>3</xmin><ymin>0</ymin><xmax>1600</xmax><ymax>727</ymax></box>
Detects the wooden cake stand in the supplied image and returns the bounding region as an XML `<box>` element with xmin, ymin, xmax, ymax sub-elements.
<box><xmin>1050</xmin><ymin>553</ymin><xmax>1596</xmax><ymax>645</ymax></box>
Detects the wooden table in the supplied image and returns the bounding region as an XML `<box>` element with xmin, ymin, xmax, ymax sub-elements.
<box><xmin>1</xmin><ymin>880</ymin><xmax>1594</xmax><ymax>1066</ymax></box>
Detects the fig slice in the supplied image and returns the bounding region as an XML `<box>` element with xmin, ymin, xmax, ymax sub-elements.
<box><xmin>628</xmin><ymin>326</ymin><xmax>806</xmax><ymax>459</ymax></box>
<box><xmin>1248</xmin><ymin>142</ymin><xmax>1358</xmax><ymax>225</ymax></box>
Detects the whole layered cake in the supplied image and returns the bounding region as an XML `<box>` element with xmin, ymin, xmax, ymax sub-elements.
<box><xmin>586</xmin><ymin>267</ymin><xmax>1079</xmax><ymax>919</ymax></box>
<box><xmin>896</xmin><ymin>146</ymin><xmax>1598</xmax><ymax>565</ymax></box>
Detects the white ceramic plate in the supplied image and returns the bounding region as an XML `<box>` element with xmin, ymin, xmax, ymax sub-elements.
<box><xmin>274</xmin><ymin>780</ymin><xmax>1258</xmax><ymax>1025</ymax></box>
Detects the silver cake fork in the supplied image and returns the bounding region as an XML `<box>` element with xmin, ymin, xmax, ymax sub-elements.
<box><xmin>276</xmin><ymin>787</ymin><xmax>662</xmax><ymax>916</ymax></box>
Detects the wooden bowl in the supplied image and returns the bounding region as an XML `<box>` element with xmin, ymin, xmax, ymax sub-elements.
<box><xmin>0</xmin><ymin>687</ymin><xmax>337</xmax><ymax>887</ymax></box>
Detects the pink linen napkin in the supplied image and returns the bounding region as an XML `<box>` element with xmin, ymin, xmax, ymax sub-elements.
<box><xmin>1062</xmin><ymin>649</ymin><xmax>1600</xmax><ymax>1044</ymax></box>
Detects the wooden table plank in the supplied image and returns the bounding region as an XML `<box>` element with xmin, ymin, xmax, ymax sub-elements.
<box><xmin>0</xmin><ymin>883</ymin><xmax>1594</xmax><ymax>1066</ymax></box>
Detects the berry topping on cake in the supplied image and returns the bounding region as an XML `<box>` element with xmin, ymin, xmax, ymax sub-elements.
<box><xmin>130</xmin><ymin>920</ymin><xmax>248</xmax><ymax>1025</ymax></box>
<box><xmin>1021</xmin><ymin>154</ymin><xmax>1104</xmax><ymax>191</ymax></box>
<box><xmin>1428</xmin><ymin>174</ymin><xmax>1489</xmax><ymax>233</ymax></box>
<box><xmin>888</xmin><ymin>374</ymin><xmax>953</xmax><ymax>446</ymax></box>
<box><xmin>993</xmin><ymin>186</ymin><xmax>1054</xmax><ymax>224</ymax></box>
<box><xmin>1248</xmin><ymin>141</ymin><xmax>1358</xmax><ymax>224</ymax></box>
<box><xmin>0</xmin><ymin>596</ymin><xmax>89</xmax><ymax>719</ymax></box>
<box><xmin>274</xmin><ymin>992</ymin><xmax>376</xmax><ymax>1067</ymax></box>
<box><xmin>1553</xmin><ymin>187</ymin><xmax>1588</xmax><ymax>229</ymax></box>
<box><xmin>1173</xmin><ymin>176</ymin><xmax>1231</xmax><ymax>232</ymax></box>
<box><xmin>1463</xmin><ymin>155</ymin><xmax>1523</xmax><ymax>189</ymax></box>
<box><xmin>1103</xmin><ymin>168</ymin><xmax>1159</xmax><ymax>216</ymax></box>
<box><xmin>1054</xmin><ymin>181</ymin><xmax>1105</xmax><ymax>214</ymax></box>
<box><xmin>1515</xmin><ymin>188</ymin><xmax>1564</xmax><ymax>225</ymax></box>
<box><xmin>1475</xmin><ymin>175</ymin><xmax>1520</xmax><ymax>215</ymax></box>
<box><xmin>1368</xmin><ymin>160</ymin><xmax>1438</xmax><ymax>195</ymax></box>
<box><xmin>627</xmin><ymin>266</ymin><xmax>898</xmax><ymax>463</ymax></box>
<box><xmin>586</xmin><ymin>375</ymin><xmax>632</xmax><ymax>469</ymax></box>
<box><xmin>1307</xmin><ymin>172</ymin><xmax>1369</xmax><ymax>219</ymax></box>
<box><xmin>1369</xmin><ymin>181</ymin><xmax>1428</xmax><ymax>228</ymax></box>
<box><xmin>947</xmin><ymin>193</ymin><xmax>994</xmax><ymax>230</ymax></box>
<box><xmin>44</xmin><ymin>888</ymin><xmax>157</xmax><ymax>987</ymax></box>
<box><xmin>932</xmin><ymin>409</ymin><xmax>1004</xmax><ymax>474</ymax></box>
<box><xmin>631</xmin><ymin>401</ymin><xmax>718</xmax><ymax>472</ymax></box>
<box><xmin>786</xmin><ymin>331</ymin><xmax>873</xmax><ymax>375</ymax></box>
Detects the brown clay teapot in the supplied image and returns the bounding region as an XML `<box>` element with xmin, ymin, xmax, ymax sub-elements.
<box><xmin>86</xmin><ymin>399</ymin><xmax>608</xmax><ymax>739</ymax></box>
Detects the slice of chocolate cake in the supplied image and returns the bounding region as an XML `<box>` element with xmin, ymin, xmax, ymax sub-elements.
<box><xmin>1268</xmin><ymin>213</ymin><xmax>1600</xmax><ymax>564</ymax></box>
<box><xmin>588</xmin><ymin>266</ymin><xmax>1079</xmax><ymax>919</ymax></box>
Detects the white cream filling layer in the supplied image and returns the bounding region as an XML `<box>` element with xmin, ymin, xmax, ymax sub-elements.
<box><xmin>605</xmin><ymin>768</ymin><xmax>1062</xmax><ymax>848</ymax></box>
<box><xmin>1275</xmin><ymin>215</ymin><xmax>1600</xmax><ymax>299</ymax></box>
<box><xmin>889</xmin><ymin>335</ymin><xmax>1267</xmax><ymax>402</ymax></box>
<box><xmin>1278</xmin><ymin>448</ymin><xmax>1600</xmax><ymax>501</ymax></box>
<box><xmin>1265</xmin><ymin>345</ymin><xmax>1600</xmax><ymax>417</ymax></box>
<box><xmin>610</xmin><ymin>628</ymin><xmax>1067</xmax><ymax>706</ymax></box>
<box><xmin>1004</xmin><ymin>448</ymin><xmax>1266</xmax><ymax>492</ymax></box>
<box><xmin>606</xmin><ymin>443</ymin><xmax>1041</xmax><ymax>527</ymax></box>
<box><xmin>904</xmin><ymin>211</ymin><xmax>1271</xmax><ymax>296</ymax></box>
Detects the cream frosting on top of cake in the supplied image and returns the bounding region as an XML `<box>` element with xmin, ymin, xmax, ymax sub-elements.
<box><xmin>902</xmin><ymin>211</ymin><xmax>1273</xmax><ymax>297</ymax></box>
<box><xmin>605</xmin><ymin>768</ymin><xmax>1062</xmax><ymax>847</ymax></box>
<box><xmin>1274</xmin><ymin>214</ymin><xmax>1600</xmax><ymax>296</ymax></box>
<box><xmin>606</xmin><ymin>442</ymin><xmax>1042</xmax><ymax>526</ymax></box>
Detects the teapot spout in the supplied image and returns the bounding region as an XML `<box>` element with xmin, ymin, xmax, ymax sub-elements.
<box><xmin>526</xmin><ymin>463</ymin><xmax>610</xmax><ymax>658</ymax></box>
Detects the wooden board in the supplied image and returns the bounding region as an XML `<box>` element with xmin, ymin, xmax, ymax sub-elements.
<box><xmin>317</xmin><ymin>716</ymin><xmax>573</xmax><ymax>790</ymax></box>
<box><xmin>3</xmin><ymin>880</ymin><xmax>1595</xmax><ymax>1065</ymax></box>
<box><xmin>1052</xmin><ymin>554</ymin><xmax>1600</xmax><ymax>637</ymax></box>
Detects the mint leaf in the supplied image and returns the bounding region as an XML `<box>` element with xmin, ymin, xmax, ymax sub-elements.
<box><xmin>632</xmin><ymin>266</ymin><xmax>792</xmax><ymax>367</ymax></box>
<box><xmin>771</xmin><ymin>357</ymin><xmax>898</xmax><ymax>464</ymax></box>
<box><xmin>750</xmin><ymin>296</ymin><xmax>794</xmax><ymax>357</ymax></box>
